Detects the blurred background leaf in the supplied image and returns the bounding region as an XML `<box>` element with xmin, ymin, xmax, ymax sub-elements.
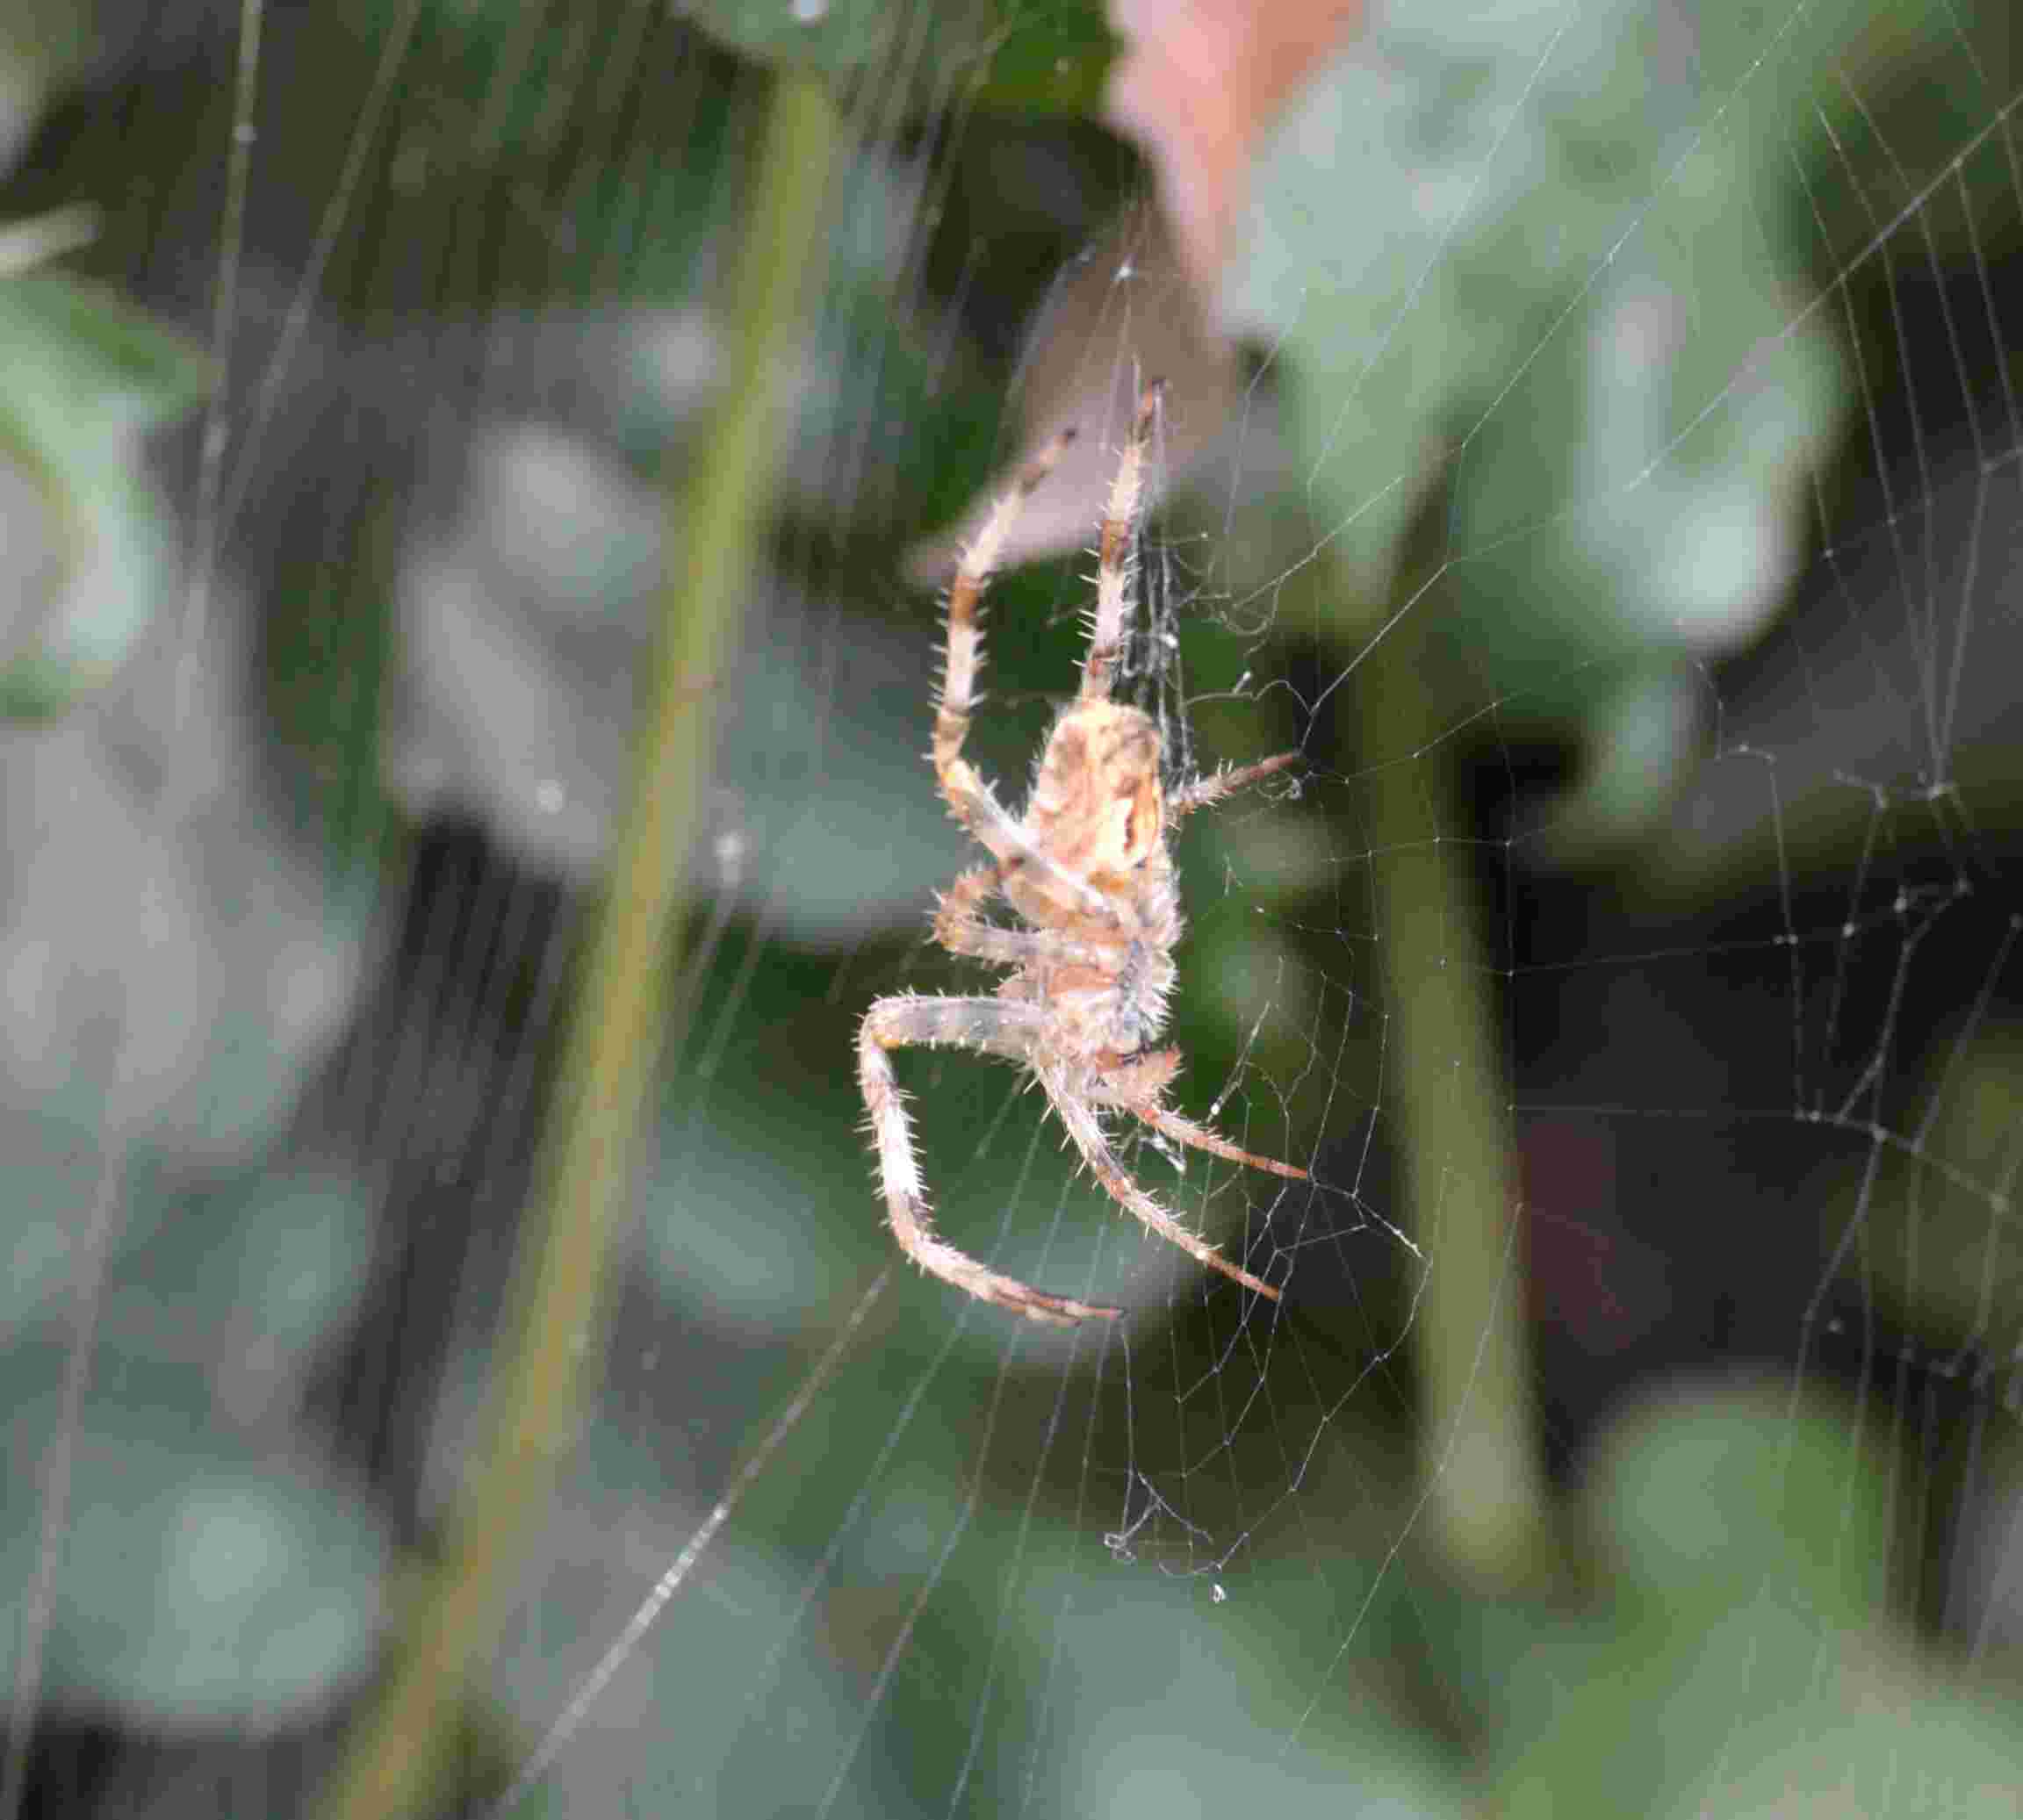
<box><xmin>0</xmin><ymin>270</ymin><xmax>209</xmax><ymax>717</ymax></box>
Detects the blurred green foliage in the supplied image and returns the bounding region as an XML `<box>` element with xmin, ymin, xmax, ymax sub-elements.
<box><xmin>680</xmin><ymin>0</ymin><xmax>1116</xmax><ymax>108</ymax></box>
<box><xmin>4</xmin><ymin>1330</ymin><xmax>387</xmax><ymax>1727</ymax></box>
<box><xmin>1224</xmin><ymin>0</ymin><xmax>2015</xmax><ymax>838</ymax></box>
<box><xmin>0</xmin><ymin>270</ymin><xmax>208</xmax><ymax>717</ymax></box>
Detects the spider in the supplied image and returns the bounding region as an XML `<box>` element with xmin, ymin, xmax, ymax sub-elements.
<box><xmin>858</xmin><ymin>385</ymin><xmax>1308</xmax><ymax>1325</ymax></box>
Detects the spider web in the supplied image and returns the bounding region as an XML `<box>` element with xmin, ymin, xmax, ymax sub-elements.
<box><xmin>5</xmin><ymin>3</ymin><xmax>2023</xmax><ymax>1816</ymax></box>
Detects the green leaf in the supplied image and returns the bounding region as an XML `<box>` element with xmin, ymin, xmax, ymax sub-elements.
<box><xmin>1591</xmin><ymin>1385</ymin><xmax>1890</xmax><ymax>1618</ymax></box>
<box><xmin>2</xmin><ymin>1349</ymin><xmax>389</xmax><ymax>1725</ymax></box>
<box><xmin>1489</xmin><ymin>1592</ymin><xmax>2023</xmax><ymax>1819</ymax></box>
<box><xmin>1436</xmin><ymin>134</ymin><xmax>1846</xmax><ymax>701</ymax></box>
<box><xmin>111</xmin><ymin>1166</ymin><xmax>379</xmax><ymax>1369</ymax></box>
<box><xmin>0</xmin><ymin>1112</ymin><xmax>119</xmax><ymax>1333</ymax></box>
<box><xmin>1451</xmin><ymin>1384</ymin><xmax>2023</xmax><ymax>1816</ymax></box>
<box><xmin>0</xmin><ymin>270</ymin><xmax>209</xmax><ymax>457</ymax></box>
<box><xmin>679</xmin><ymin>0</ymin><xmax>1115</xmax><ymax>105</ymax></box>
<box><xmin>0</xmin><ymin>10</ymin><xmax>86</xmax><ymax>172</ymax></box>
<box><xmin>1222</xmin><ymin>0</ymin><xmax>1854</xmax><ymax>829</ymax></box>
<box><xmin>0</xmin><ymin>271</ymin><xmax>211</xmax><ymax>716</ymax></box>
<box><xmin>1821</xmin><ymin>1029</ymin><xmax>2023</xmax><ymax>1353</ymax></box>
<box><xmin>962</xmin><ymin>0</ymin><xmax>1118</xmax><ymax>113</ymax></box>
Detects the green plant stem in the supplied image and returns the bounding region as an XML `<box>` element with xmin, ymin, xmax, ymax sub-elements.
<box><xmin>1357</xmin><ymin>601</ymin><xmax>1555</xmax><ymax>1586</ymax></box>
<box><xmin>316</xmin><ymin>68</ymin><xmax>839</xmax><ymax>1820</ymax></box>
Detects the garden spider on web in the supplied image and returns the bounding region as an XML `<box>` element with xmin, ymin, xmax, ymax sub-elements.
<box><xmin>857</xmin><ymin>384</ymin><xmax>1308</xmax><ymax>1326</ymax></box>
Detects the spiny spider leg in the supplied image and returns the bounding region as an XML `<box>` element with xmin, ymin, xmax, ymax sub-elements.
<box><xmin>1129</xmin><ymin>1101</ymin><xmax>1310</xmax><ymax>1183</ymax></box>
<box><xmin>1169</xmin><ymin>750</ymin><xmax>1303</xmax><ymax>816</ymax></box>
<box><xmin>1045</xmin><ymin>1072</ymin><xmax>1283</xmax><ymax>1305</ymax></box>
<box><xmin>1079</xmin><ymin>380</ymin><xmax>1163</xmax><ymax>705</ymax></box>
<box><xmin>929</xmin><ymin>427</ymin><xmax>1120</xmax><ymax>922</ymax></box>
<box><xmin>932</xmin><ymin>867</ymin><xmax>1115</xmax><ymax>973</ymax></box>
<box><xmin>860</xmin><ymin>993</ymin><xmax>1122</xmax><ymax>1324</ymax></box>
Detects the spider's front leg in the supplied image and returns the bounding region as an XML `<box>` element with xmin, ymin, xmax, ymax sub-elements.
<box><xmin>858</xmin><ymin>993</ymin><xmax>1120</xmax><ymax>1325</ymax></box>
<box><xmin>1168</xmin><ymin>750</ymin><xmax>1304</xmax><ymax>818</ymax></box>
<box><xmin>929</xmin><ymin>430</ymin><xmax>1065</xmax><ymax>854</ymax></box>
<box><xmin>926</xmin><ymin>432</ymin><xmax>1118</xmax><ymax>922</ymax></box>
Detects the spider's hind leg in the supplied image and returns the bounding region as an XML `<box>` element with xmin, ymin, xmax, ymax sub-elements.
<box><xmin>1046</xmin><ymin>1068</ymin><xmax>1284</xmax><ymax>1306</ymax></box>
<box><xmin>858</xmin><ymin>993</ymin><xmax>1120</xmax><ymax>1325</ymax></box>
<box><xmin>1098</xmin><ymin>1047</ymin><xmax>1308</xmax><ymax>1183</ymax></box>
<box><xmin>1132</xmin><ymin>1099</ymin><xmax>1310</xmax><ymax>1183</ymax></box>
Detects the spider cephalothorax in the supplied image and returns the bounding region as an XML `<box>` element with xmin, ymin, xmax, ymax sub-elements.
<box><xmin>858</xmin><ymin>387</ymin><xmax>1306</xmax><ymax>1324</ymax></box>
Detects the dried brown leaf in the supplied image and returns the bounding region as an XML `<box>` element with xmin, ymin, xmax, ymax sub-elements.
<box><xmin>1107</xmin><ymin>0</ymin><xmax>1364</xmax><ymax>291</ymax></box>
